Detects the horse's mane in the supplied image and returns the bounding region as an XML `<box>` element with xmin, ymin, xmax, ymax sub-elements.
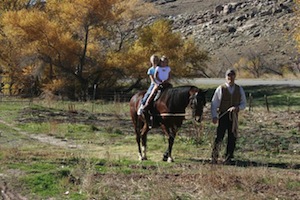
<box><xmin>163</xmin><ymin>85</ymin><xmax>198</xmax><ymax>96</ymax></box>
<box><xmin>160</xmin><ymin>85</ymin><xmax>198</xmax><ymax>112</ymax></box>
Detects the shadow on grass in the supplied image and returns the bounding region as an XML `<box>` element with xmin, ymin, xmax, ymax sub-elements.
<box><xmin>189</xmin><ymin>158</ymin><xmax>300</xmax><ymax>169</ymax></box>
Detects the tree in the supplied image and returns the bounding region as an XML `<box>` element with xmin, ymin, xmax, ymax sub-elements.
<box><xmin>0</xmin><ymin>0</ymin><xmax>154</xmax><ymax>99</ymax></box>
<box><xmin>0</xmin><ymin>1</ymin><xmax>34</xmax><ymax>95</ymax></box>
<box><xmin>234</xmin><ymin>54</ymin><xmax>265</xmax><ymax>78</ymax></box>
<box><xmin>108</xmin><ymin>19</ymin><xmax>210</xmax><ymax>81</ymax></box>
<box><xmin>0</xmin><ymin>0</ymin><xmax>30</xmax><ymax>12</ymax></box>
<box><xmin>0</xmin><ymin>1</ymin><xmax>209</xmax><ymax>100</ymax></box>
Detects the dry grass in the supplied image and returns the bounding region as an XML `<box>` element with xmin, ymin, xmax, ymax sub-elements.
<box><xmin>0</xmin><ymin>86</ymin><xmax>299</xmax><ymax>199</ymax></box>
<box><xmin>61</xmin><ymin>163</ymin><xmax>299</xmax><ymax>200</ymax></box>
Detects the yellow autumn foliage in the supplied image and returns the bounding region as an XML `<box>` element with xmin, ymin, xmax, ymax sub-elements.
<box><xmin>0</xmin><ymin>0</ymin><xmax>208</xmax><ymax>99</ymax></box>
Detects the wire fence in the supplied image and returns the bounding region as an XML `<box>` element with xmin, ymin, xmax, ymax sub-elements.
<box><xmin>0</xmin><ymin>88</ymin><xmax>134</xmax><ymax>103</ymax></box>
<box><xmin>0</xmin><ymin>85</ymin><xmax>299</xmax><ymax>113</ymax></box>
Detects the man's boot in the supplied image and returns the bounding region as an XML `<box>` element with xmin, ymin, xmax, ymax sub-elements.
<box><xmin>211</xmin><ymin>143</ymin><xmax>220</xmax><ymax>164</ymax></box>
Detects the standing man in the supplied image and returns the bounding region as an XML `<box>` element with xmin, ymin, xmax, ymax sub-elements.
<box><xmin>211</xmin><ymin>69</ymin><xmax>247</xmax><ymax>164</ymax></box>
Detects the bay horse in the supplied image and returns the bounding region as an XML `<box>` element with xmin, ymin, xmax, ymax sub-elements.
<box><xmin>129</xmin><ymin>85</ymin><xmax>207</xmax><ymax>162</ymax></box>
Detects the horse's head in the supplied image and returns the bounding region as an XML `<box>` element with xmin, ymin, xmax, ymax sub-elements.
<box><xmin>190</xmin><ymin>89</ymin><xmax>207</xmax><ymax>122</ymax></box>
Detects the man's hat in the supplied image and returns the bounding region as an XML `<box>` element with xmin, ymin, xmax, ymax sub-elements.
<box><xmin>225</xmin><ymin>69</ymin><xmax>236</xmax><ymax>76</ymax></box>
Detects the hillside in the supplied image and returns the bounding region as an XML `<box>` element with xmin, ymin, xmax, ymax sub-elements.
<box><xmin>149</xmin><ymin>0</ymin><xmax>298</xmax><ymax>77</ymax></box>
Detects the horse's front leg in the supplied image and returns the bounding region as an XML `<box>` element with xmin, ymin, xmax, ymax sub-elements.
<box><xmin>167</xmin><ymin>129</ymin><xmax>176</xmax><ymax>163</ymax></box>
<box><xmin>161</xmin><ymin>125</ymin><xmax>176</xmax><ymax>162</ymax></box>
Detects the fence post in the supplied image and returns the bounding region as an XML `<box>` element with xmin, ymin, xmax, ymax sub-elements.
<box><xmin>248</xmin><ymin>93</ymin><xmax>253</xmax><ymax>111</ymax></box>
<box><xmin>287</xmin><ymin>96</ymin><xmax>290</xmax><ymax>113</ymax></box>
<box><xmin>92</xmin><ymin>84</ymin><xmax>97</xmax><ymax>113</ymax></box>
<box><xmin>264</xmin><ymin>94</ymin><xmax>269</xmax><ymax>112</ymax></box>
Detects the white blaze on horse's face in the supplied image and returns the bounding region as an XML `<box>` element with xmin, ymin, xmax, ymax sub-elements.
<box><xmin>190</xmin><ymin>91</ymin><xmax>206</xmax><ymax>122</ymax></box>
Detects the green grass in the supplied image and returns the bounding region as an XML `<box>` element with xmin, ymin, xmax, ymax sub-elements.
<box><xmin>0</xmin><ymin>102</ymin><xmax>28</xmax><ymax>123</ymax></box>
<box><xmin>202</xmin><ymin>85</ymin><xmax>300</xmax><ymax>110</ymax></box>
<box><xmin>0</xmin><ymin>85</ymin><xmax>299</xmax><ymax>199</ymax></box>
<box><xmin>243</xmin><ymin>85</ymin><xmax>300</xmax><ymax>109</ymax></box>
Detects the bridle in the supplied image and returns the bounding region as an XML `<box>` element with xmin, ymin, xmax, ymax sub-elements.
<box><xmin>189</xmin><ymin>92</ymin><xmax>198</xmax><ymax>118</ymax></box>
<box><xmin>189</xmin><ymin>92</ymin><xmax>205</xmax><ymax>122</ymax></box>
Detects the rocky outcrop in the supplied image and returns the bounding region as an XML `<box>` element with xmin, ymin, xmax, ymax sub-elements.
<box><xmin>150</xmin><ymin>0</ymin><xmax>298</xmax><ymax>76</ymax></box>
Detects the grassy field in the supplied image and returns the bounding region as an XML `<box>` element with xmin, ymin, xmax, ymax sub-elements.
<box><xmin>0</xmin><ymin>85</ymin><xmax>299</xmax><ymax>199</ymax></box>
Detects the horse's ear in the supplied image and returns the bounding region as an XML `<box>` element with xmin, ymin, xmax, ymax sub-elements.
<box><xmin>189</xmin><ymin>87</ymin><xmax>198</xmax><ymax>96</ymax></box>
<box><xmin>197</xmin><ymin>89</ymin><xmax>207</xmax><ymax>95</ymax></box>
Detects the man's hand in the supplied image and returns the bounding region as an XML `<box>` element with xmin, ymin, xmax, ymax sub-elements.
<box><xmin>227</xmin><ymin>106</ymin><xmax>239</xmax><ymax>112</ymax></box>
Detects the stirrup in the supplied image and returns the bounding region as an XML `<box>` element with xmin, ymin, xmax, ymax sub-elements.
<box><xmin>149</xmin><ymin>116</ymin><xmax>153</xmax><ymax>129</ymax></box>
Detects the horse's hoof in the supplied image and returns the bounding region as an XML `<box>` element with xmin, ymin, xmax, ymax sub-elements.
<box><xmin>162</xmin><ymin>152</ymin><xmax>169</xmax><ymax>161</ymax></box>
<box><xmin>139</xmin><ymin>156</ymin><xmax>147</xmax><ymax>161</ymax></box>
<box><xmin>167</xmin><ymin>157</ymin><xmax>174</xmax><ymax>163</ymax></box>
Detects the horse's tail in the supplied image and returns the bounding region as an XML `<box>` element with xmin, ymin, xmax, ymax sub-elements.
<box><xmin>136</xmin><ymin>116</ymin><xmax>142</xmax><ymax>134</ymax></box>
<box><xmin>129</xmin><ymin>91</ymin><xmax>145</xmax><ymax>134</ymax></box>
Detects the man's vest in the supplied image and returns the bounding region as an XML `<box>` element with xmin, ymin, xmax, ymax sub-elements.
<box><xmin>219</xmin><ymin>84</ymin><xmax>241</xmax><ymax>113</ymax></box>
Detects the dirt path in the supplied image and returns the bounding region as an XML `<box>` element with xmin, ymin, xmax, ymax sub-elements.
<box><xmin>0</xmin><ymin>181</ymin><xmax>27</xmax><ymax>200</ymax></box>
<box><xmin>0</xmin><ymin>119</ymin><xmax>82</xmax><ymax>149</ymax></box>
<box><xmin>0</xmin><ymin>118</ymin><xmax>83</xmax><ymax>200</ymax></box>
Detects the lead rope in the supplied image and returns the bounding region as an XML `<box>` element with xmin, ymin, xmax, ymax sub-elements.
<box><xmin>218</xmin><ymin>110</ymin><xmax>229</xmax><ymax>119</ymax></box>
<box><xmin>229</xmin><ymin>111</ymin><xmax>238</xmax><ymax>137</ymax></box>
<box><xmin>218</xmin><ymin>110</ymin><xmax>238</xmax><ymax>137</ymax></box>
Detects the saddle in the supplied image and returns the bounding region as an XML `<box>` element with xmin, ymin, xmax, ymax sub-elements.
<box><xmin>146</xmin><ymin>82</ymin><xmax>173</xmax><ymax>128</ymax></box>
<box><xmin>155</xmin><ymin>82</ymin><xmax>172</xmax><ymax>100</ymax></box>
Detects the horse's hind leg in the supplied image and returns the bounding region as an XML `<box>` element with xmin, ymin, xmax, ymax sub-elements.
<box><xmin>133</xmin><ymin>115</ymin><xmax>142</xmax><ymax>160</ymax></box>
<box><xmin>136</xmin><ymin>119</ymin><xmax>149</xmax><ymax>161</ymax></box>
<box><xmin>140</xmin><ymin>122</ymin><xmax>150</xmax><ymax>160</ymax></box>
<box><xmin>136</xmin><ymin>131</ymin><xmax>143</xmax><ymax>161</ymax></box>
<box><xmin>141</xmin><ymin>131</ymin><xmax>148</xmax><ymax>160</ymax></box>
<box><xmin>137</xmin><ymin>133</ymin><xmax>148</xmax><ymax>161</ymax></box>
